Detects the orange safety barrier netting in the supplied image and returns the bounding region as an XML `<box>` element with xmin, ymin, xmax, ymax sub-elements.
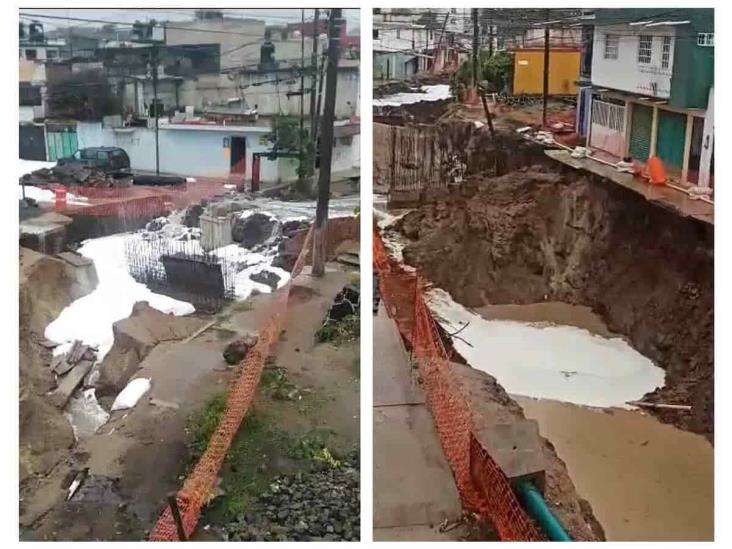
<box><xmin>149</xmin><ymin>216</ymin><xmax>358</xmax><ymax>541</ymax></box>
<box><xmin>374</xmin><ymin>223</ymin><xmax>544</xmax><ymax>542</ymax></box>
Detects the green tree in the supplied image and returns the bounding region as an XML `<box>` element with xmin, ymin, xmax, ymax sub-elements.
<box><xmin>450</xmin><ymin>50</ymin><xmax>513</xmax><ymax>97</ymax></box>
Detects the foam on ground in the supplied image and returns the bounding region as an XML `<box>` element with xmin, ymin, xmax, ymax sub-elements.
<box><xmin>427</xmin><ymin>288</ymin><xmax>665</xmax><ymax>408</ymax></box>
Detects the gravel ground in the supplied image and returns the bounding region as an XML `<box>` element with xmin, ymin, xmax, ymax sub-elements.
<box><xmin>224</xmin><ymin>450</ymin><xmax>360</xmax><ymax>541</ymax></box>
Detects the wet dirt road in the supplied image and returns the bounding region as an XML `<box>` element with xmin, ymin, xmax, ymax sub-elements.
<box><xmin>479</xmin><ymin>302</ymin><xmax>714</xmax><ymax>541</ymax></box>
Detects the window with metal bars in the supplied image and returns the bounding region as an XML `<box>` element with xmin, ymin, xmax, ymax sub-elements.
<box><xmin>697</xmin><ymin>33</ymin><xmax>714</xmax><ymax>47</ymax></box>
<box><xmin>638</xmin><ymin>35</ymin><xmax>652</xmax><ymax>64</ymax></box>
<box><xmin>603</xmin><ymin>34</ymin><xmax>619</xmax><ymax>59</ymax></box>
<box><xmin>661</xmin><ymin>36</ymin><xmax>672</xmax><ymax>69</ymax></box>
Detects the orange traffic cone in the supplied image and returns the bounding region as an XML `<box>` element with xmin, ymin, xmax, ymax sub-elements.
<box><xmin>645</xmin><ymin>157</ymin><xmax>668</xmax><ymax>186</ymax></box>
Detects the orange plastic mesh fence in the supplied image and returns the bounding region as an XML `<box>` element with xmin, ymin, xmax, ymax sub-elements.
<box><xmin>374</xmin><ymin>223</ymin><xmax>543</xmax><ymax>541</ymax></box>
<box><xmin>149</xmin><ymin>217</ymin><xmax>358</xmax><ymax>541</ymax></box>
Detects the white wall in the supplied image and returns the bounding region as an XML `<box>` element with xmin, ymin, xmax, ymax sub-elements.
<box><xmin>75</xmin><ymin>122</ymin><xmax>360</xmax><ymax>181</ymax></box>
<box><xmin>77</xmin><ymin>122</ymin><xmax>279</xmax><ymax>180</ymax></box>
<box><xmin>19</xmin><ymin>106</ymin><xmax>36</xmax><ymax>122</ymax></box>
<box><xmin>332</xmin><ymin>134</ymin><xmax>360</xmax><ymax>173</ymax></box>
<box><xmin>591</xmin><ymin>25</ymin><xmax>676</xmax><ymax>98</ymax></box>
<box><xmin>374</xmin><ymin>25</ymin><xmax>432</xmax><ymax>53</ymax></box>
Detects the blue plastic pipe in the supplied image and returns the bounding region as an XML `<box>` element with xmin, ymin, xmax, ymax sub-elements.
<box><xmin>517</xmin><ymin>480</ymin><xmax>573</xmax><ymax>541</ymax></box>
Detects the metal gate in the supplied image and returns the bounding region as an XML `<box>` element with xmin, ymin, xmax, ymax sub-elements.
<box><xmin>46</xmin><ymin>128</ymin><xmax>78</xmax><ymax>161</ymax></box>
<box><xmin>589</xmin><ymin>98</ymin><xmax>626</xmax><ymax>158</ymax></box>
<box><xmin>630</xmin><ymin>103</ymin><xmax>653</xmax><ymax>162</ymax></box>
<box><xmin>657</xmin><ymin>110</ymin><xmax>687</xmax><ymax>169</ymax></box>
<box><xmin>19</xmin><ymin>124</ymin><xmax>47</xmax><ymax>161</ymax></box>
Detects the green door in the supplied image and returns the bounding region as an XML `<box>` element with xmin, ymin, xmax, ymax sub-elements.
<box><xmin>656</xmin><ymin>110</ymin><xmax>687</xmax><ymax>169</ymax></box>
<box><xmin>629</xmin><ymin>103</ymin><xmax>653</xmax><ymax>162</ymax></box>
<box><xmin>46</xmin><ymin>130</ymin><xmax>78</xmax><ymax>161</ymax></box>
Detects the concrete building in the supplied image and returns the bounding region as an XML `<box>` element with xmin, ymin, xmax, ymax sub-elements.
<box><xmin>511</xmin><ymin>48</ymin><xmax>581</xmax><ymax>96</ymax></box>
<box><xmin>19</xmin><ymin>22</ymin><xmax>65</xmax><ymax>62</ymax></box>
<box><xmin>373</xmin><ymin>8</ymin><xmax>469</xmax><ymax>81</ymax></box>
<box><xmin>117</xmin><ymin>58</ymin><xmax>359</xmax><ymax>120</ymax></box>
<box><xmin>74</xmin><ymin>118</ymin><xmax>359</xmax><ymax>182</ymax></box>
<box><xmin>579</xmin><ymin>8</ymin><xmax>714</xmax><ymax>186</ymax></box>
<box><xmin>19</xmin><ymin>22</ymin><xmax>66</xmax><ymax>122</ymax></box>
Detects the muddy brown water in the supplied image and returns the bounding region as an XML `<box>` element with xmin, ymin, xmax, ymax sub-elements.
<box><xmin>477</xmin><ymin>301</ymin><xmax>714</xmax><ymax>541</ymax></box>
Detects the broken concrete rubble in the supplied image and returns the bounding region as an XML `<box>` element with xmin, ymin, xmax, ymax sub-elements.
<box><xmin>50</xmin><ymin>360</ymin><xmax>94</xmax><ymax>409</ymax></box>
<box><xmin>20</xmin><ymin>164</ymin><xmax>129</xmax><ymax>189</ymax></box>
<box><xmin>231</xmin><ymin>212</ymin><xmax>280</xmax><ymax>248</ymax></box>
<box><xmin>183</xmin><ymin>204</ymin><xmax>205</xmax><ymax>228</ymax></box>
<box><xmin>250</xmin><ymin>270</ymin><xmax>281</xmax><ymax>291</ymax></box>
<box><xmin>223</xmin><ymin>333</ymin><xmax>258</xmax><ymax>365</ymax></box>
<box><xmin>96</xmin><ymin>302</ymin><xmax>207</xmax><ymax>396</ymax></box>
<box><xmin>325</xmin><ymin>285</ymin><xmax>360</xmax><ymax>323</ymax></box>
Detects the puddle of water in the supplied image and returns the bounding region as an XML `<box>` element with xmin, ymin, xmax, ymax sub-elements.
<box><xmin>476</xmin><ymin>301</ymin><xmax>615</xmax><ymax>338</ymax></box>
<box><xmin>70</xmin><ymin>475</ymin><xmax>124</xmax><ymax>506</ymax></box>
<box><xmin>517</xmin><ymin>397</ymin><xmax>713</xmax><ymax>541</ymax></box>
<box><xmin>65</xmin><ymin>389</ymin><xmax>110</xmax><ymax>439</ymax></box>
<box><xmin>477</xmin><ymin>299</ymin><xmax>713</xmax><ymax>540</ymax></box>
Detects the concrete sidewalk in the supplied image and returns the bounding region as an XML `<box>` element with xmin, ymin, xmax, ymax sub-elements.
<box><xmin>373</xmin><ymin>305</ymin><xmax>466</xmax><ymax>541</ymax></box>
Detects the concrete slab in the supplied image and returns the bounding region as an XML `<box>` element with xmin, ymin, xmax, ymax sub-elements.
<box><xmin>50</xmin><ymin>360</ymin><xmax>94</xmax><ymax>408</ymax></box>
<box><xmin>474</xmin><ymin>420</ymin><xmax>546</xmax><ymax>490</ymax></box>
<box><xmin>546</xmin><ymin>149</ymin><xmax>714</xmax><ymax>225</ymax></box>
<box><xmin>374</xmin><ymin>524</ymin><xmax>468</xmax><ymax>541</ymax></box>
<box><xmin>19</xmin><ymin>212</ymin><xmax>72</xmax><ymax>254</ymax></box>
<box><xmin>56</xmin><ymin>251</ymin><xmax>93</xmax><ymax>268</ymax></box>
<box><xmin>373</xmin><ymin>306</ymin><xmax>423</xmax><ymax>407</ymax></box>
<box><xmin>373</xmin><ymin>305</ymin><xmax>463</xmax><ymax>538</ymax></box>
<box><xmin>374</xmin><ymin>405</ymin><xmax>463</xmax><ymax>529</ymax></box>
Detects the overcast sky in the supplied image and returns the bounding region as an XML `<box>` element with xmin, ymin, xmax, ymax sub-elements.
<box><xmin>20</xmin><ymin>8</ymin><xmax>360</xmax><ymax>34</ymax></box>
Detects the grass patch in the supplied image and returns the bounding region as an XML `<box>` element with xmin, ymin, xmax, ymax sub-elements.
<box><xmin>190</xmin><ymin>392</ymin><xmax>229</xmax><ymax>460</ymax></box>
<box><xmin>203</xmin><ymin>409</ymin><xmax>290</xmax><ymax>522</ymax></box>
<box><xmin>287</xmin><ymin>427</ymin><xmax>338</xmax><ymax>461</ymax></box>
<box><xmin>315</xmin><ymin>315</ymin><xmax>360</xmax><ymax>345</ymax></box>
<box><xmin>261</xmin><ymin>360</ymin><xmax>297</xmax><ymax>400</ymax></box>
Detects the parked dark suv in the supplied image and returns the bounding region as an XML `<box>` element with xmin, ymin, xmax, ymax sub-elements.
<box><xmin>58</xmin><ymin>147</ymin><xmax>131</xmax><ymax>173</ymax></box>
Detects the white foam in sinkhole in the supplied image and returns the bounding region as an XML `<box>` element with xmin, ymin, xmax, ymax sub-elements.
<box><xmin>427</xmin><ymin>288</ymin><xmax>665</xmax><ymax>408</ymax></box>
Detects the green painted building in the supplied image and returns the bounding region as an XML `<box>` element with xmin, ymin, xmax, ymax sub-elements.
<box><xmin>586</xmin><ymin>8</ymin><xmax>714</xmax><ymax>186</ymax></box>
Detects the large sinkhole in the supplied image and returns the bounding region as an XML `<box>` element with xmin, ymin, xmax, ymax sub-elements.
<box><xmin>383</xmin><ymin>164</ymin><xmax>714</xmax><ymax>541</ymax></box>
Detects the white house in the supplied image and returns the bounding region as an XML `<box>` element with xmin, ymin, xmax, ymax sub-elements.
<box><xmin>75</xmin><ymin>119</ymin><xmax>359</xmax><ymax>183</ymax></box>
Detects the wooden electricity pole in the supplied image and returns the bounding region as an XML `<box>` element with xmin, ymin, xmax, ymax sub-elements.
<box><xmin>152</xmin><ymin>42</ymin><xmax>160</xmax><ymax>175</ymax></box>
<box><xmin>542</xmin><ymin>9</ymin><xmax>550</xmax><ymax>127</ymax></box>
<box><xmin>311</xmin><ymin>8</ymin><xmax>342</xmax><ymax>277</ymax></box>
<box><xmin>309</xmin><ymin>9</ymin><xmax>320</xmax><ymax>174</ymax></box>
<box><xmin>298</xmin><ymin>9</ymin><xmax>305</xmax><ymax>185</ymax></box>
<box><xmin>471</xmin><ymin>8</ymin><xmax>479</xmax><ymax>90</ymax></box>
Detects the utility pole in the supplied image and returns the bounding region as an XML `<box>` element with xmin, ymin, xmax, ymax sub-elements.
<box><xmin>434</xmin><ymin>12</ymin><xmax>450</xmax><ymax>73</ymax></box>
<box><xmin>542</xmin><ymin>9</ymin><xmax>550</xmax><ymax>128</ymax></box>
<box><xmin>311</xmin><ymin>8</ymin><xmax>341</xmax><ymax>277</ymax></box>
<box><xmin>313</xmin><ymin>44</ymin><xmax>326</xmax><ymax>160</ymax></box>
<box><xmin>309</xmin><ymin>9</ymin><xmax>320</xmax><ymax>174</ymax></box>
<box><xmin>152</xmin><ymin>42</ymin><xmax>160</xmax><ymax>175</ymax></box>
<box><xmin>298</xmin><ymin>9</ymin><xmax>305</xmax><ymax>186</ymax></box>
<box><xmin>488</xmin><ymin>16</ymin><xmax>494</xmax><ymax>57</ymax></box>
<box><xmin>471</xmin><ymin>8</ymin><xmax>479</xmax><ymax>91</ymax></box>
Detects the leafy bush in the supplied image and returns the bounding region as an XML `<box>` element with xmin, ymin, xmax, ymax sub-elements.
<box><xmin>450</xmin><ymin>51</ymin><xmax>513</xmax><ymax>97</ymax></box>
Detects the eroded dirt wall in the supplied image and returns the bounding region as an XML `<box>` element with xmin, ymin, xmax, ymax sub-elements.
<box><xmin>394</xmin><ymin>167</ymin><xmax>713</xmax><ymax>439</ymax></box>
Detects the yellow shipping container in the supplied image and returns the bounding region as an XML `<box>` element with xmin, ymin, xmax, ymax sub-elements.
<box><xmin>512</xmin><ymin>48</ymin><xmax>581</xmax><ymax>96</ymax></box>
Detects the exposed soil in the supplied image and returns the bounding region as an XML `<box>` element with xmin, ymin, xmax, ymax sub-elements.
<box><xmin>392</xmin><ymin>166</ymin><xmax>714</xmax><ymax>440</ymax></box>
<box><xmin>19</xmin><ymin>248</ymin><xmax>98</xmax><ymax>483</ymax></box>
<box><xmin>200</xmin><ymin>267</ymin><xmax>361</xmax><ymax>540</ymax></box>
<box><xmin>19</xmin><ymin>263</ymin><xmax>279</xmax><ymax>540</ymax></box>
